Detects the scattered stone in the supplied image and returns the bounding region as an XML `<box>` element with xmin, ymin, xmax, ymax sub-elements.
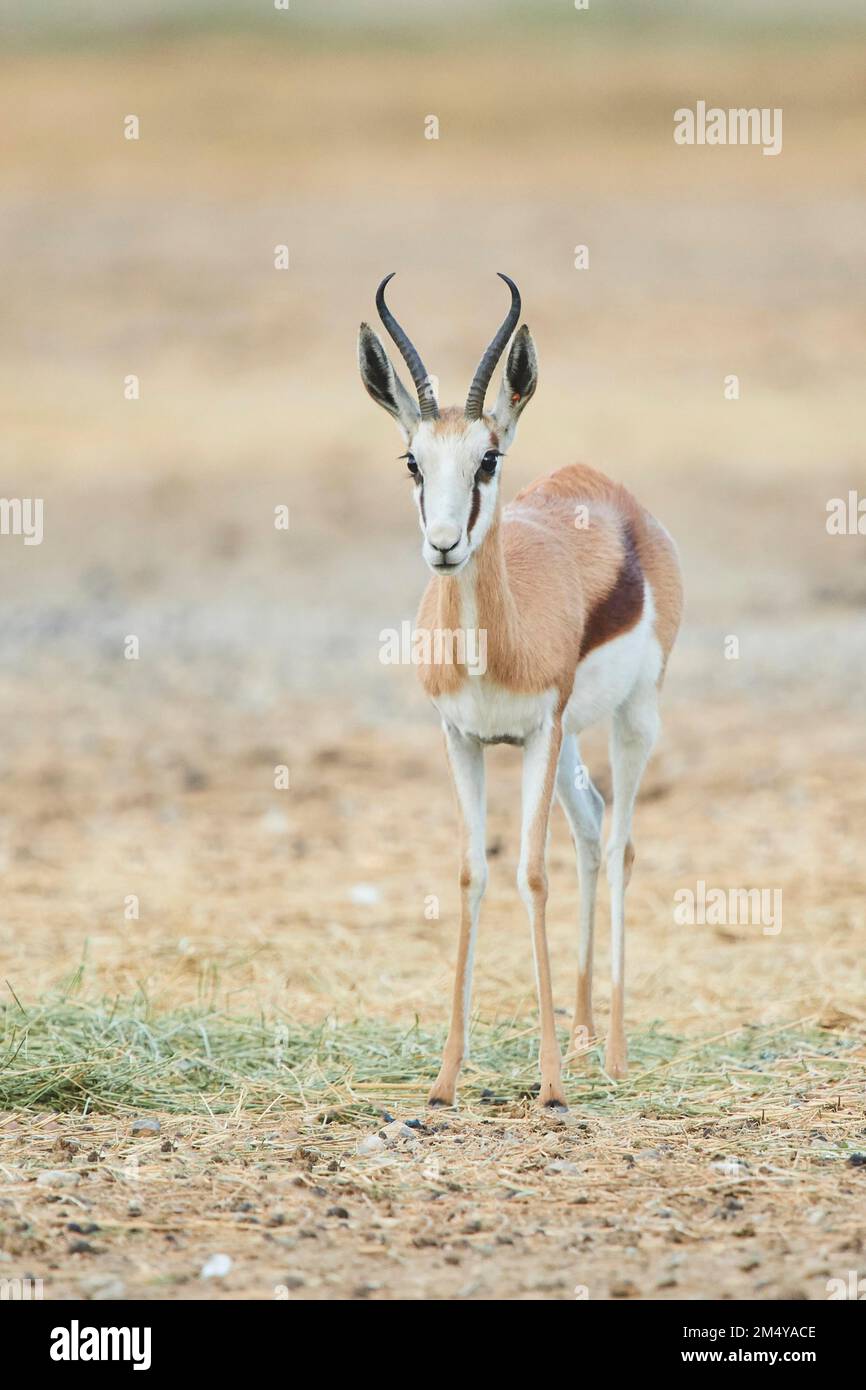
<box><xmin>545</xmin><ymin>1159</ymin><xmax>580</xmax><ymax>1176</ymax></box>
<box><xmin>710</xmin><ymin>1157</ymin><xmax>749</xmax><ymax>1178</ymax></box>
<box><xmin>67</xmin><ymin>1222</ymin><xmax>100</xmax><ymax>1235</ymax></box>
<box><xmin>131</xmin><ymin>1118</ymin><xmax>161</xmax><ymax>1136</ymax></box>
<box><xmin>349</xmin><ymin>883</ymin><xmax>381</xmax><ymax>906</ymax></box>
<box><xmin>283</xmin><ymin>1272</ymin><xmax>305</xmax><ymax>1290</ymax></box>
<box><xmin>326</xmin><ymin>1206</ymin><xmax>349</xmax><ymax>1219</ymax></box>
<box><xmin>353</xmin><ymin>1281</ymin><xmax>382</xmax><ymax>1298</ymax></box>
<box><xmin>847</xmin><ymin>1153</ymin><xmax>866</xmax><ymax>1168</ymax></box>
<box><xmin>200</xmin><ymin>1253</ymin><xmax>232</xmax><ymax>1279</ymax></box>
<box><xmin>36</xmin><ymin>1170</ymin><xmax>80</xmax><ymax>1188</ymax></box>
<box><xmin>380</xmin><ymin>1120</ymin><xmax>417</xmax><ymax>1142</ymax></box>
<box><xmin>356</xmin><ymin>1135</ymin><xmax>385</xmax><ymax>1155</ymax></box>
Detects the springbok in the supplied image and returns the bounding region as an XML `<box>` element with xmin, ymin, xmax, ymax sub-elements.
<box><xmin>358</xmin><ymin>274</ymin><xmax>682</xmax><ymax>1109</ymax></box>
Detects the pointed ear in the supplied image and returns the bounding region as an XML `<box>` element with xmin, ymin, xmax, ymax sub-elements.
<box><xmin>358</xmin><ymin>323</ymin><xmax>420</xmax><ymax>440</ymax></box>
<box><xmin>491</xmin><ymin>325</ymin><xmax>538</xmax><ymax>448</ymax></box>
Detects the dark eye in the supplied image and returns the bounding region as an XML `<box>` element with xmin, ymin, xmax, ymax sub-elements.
<box><xmin>479</xmin><ymin>449</ymin><xmax>501</xmax><ymax>476</ymax></box>
<box><xmin>401</xmin><ymin>452</ymin><xmax>419</xmax><ymax>476</ymax></box>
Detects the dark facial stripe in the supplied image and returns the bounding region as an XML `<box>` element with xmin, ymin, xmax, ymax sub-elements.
<box><xmin>418</xmin><ymin>480</ymin><xmax>426</xmax><ymax>524</ymax></box>
<box><xmin>467</xmin><ymin>483</ymin><xmax>481</xmax><ymax>536</ymax></box>
<box><xmin>578</xmin><ymin>522</ymin><xmax>644</xmax><ymax>661</ymax></box>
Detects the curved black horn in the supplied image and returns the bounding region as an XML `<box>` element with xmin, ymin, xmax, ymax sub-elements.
<box><xmin>375</xmin><ymin>273</ymin><xmax>439</xmax><ymax>421</ymax></box>
<box><xmin>464</xmin><ymin>273</ymin><xmax>521</xmax><ymax>421</ymax></box>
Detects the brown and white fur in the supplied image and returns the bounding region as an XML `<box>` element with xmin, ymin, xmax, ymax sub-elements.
<box><xmin>359</xmin><ymin>276</ymin><xmax>682</xmax><ymax>1109</ymax></box>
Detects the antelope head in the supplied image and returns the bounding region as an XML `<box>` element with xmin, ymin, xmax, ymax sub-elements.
<box><xmin>358</xmin><ymin>274</ymin><xmax>538</xmax><ymax>576</ymax></box>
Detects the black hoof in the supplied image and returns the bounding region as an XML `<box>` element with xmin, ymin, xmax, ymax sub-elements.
<box><xmin>427</xmin><ymin>1097</ymin><xmax>450</xmax><ymax>1108</ymax></box>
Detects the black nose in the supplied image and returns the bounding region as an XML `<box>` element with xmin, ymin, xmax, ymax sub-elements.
<box><xmin>432</xmin><ymin>538</ymin><xmax>460</xmax><ymax>555</ymax></box>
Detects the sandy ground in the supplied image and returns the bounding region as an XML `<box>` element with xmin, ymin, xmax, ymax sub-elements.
<box><xmin>1</xmin><ymin>21</ymin><xmax>865</xmax><ymax>1299</ymax></box>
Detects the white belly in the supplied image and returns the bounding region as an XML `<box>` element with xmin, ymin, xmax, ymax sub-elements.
<box><xmin>564</xmin><ymin>582</ymin><xmax>660</xmax><ymax>733</ymax></box>
<box><xmin>433</xmin><ymin>681</ymin><xmax>557</xmax><ymax>744</ymax></box>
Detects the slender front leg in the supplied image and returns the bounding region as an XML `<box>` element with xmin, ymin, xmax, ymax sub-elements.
<box><xmin>518</xmin><ymin>714</ymin><xmax>567</xmax><ymax>1109</ymax></box>
<box><xmin>428</xmin><ymin>723</ymin><xmax>487</xmax><ymax>1107</ymax></box>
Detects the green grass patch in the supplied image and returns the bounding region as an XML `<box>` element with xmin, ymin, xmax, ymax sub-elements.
<box><xmin>0</xmin><ymin>992</ymin><xmax>860</xmax><ymax>1122</ymax></box>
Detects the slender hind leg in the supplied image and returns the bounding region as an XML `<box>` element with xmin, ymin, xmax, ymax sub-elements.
<box><xmin>428</xmin><ymin>724</ymin><xmax>487</xmax><ymax>1107</ymax></box>
<box><xmin>518</xmin><ymin>714</ymin><xmax>567</xmax><ymax>1109</ymax></box>
<box><xmin>605</xmin><ymin>680</ymin><xmax>660</xmax><ymax>1079</ymax></box>
<box><xmin>556</xmin><ymin>734</ymin><xmax>604</xmax><ymax>1052</ymax></box>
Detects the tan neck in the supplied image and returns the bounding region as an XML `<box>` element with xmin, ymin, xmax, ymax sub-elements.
<box><xmin>465</xmin><ymin>506</ymin><xmax>521</xmax><ymax>663</ymax></box>
<box><xmin>442</xmin><ymin>501</ymin><xmax>525</xmax><ymax>688</ymax></box>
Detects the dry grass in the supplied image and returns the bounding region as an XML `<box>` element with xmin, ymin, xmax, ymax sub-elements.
<box><xmin>2</xmin><ymin>1002</ymin><xmax>865</xmax><ymax>1301</ymax></box>
<box><xmin>4</xmin><ymin>992</ymin><xmax>862</xmax><ymax>1122</ymax></box>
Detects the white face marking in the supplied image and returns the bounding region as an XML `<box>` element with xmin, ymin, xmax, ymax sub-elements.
<box><xmin>407</xmin><ymin>417</ymin><xmax>501</xmax><ymax>576</ymax></box>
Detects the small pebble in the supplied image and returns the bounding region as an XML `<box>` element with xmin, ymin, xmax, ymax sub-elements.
<box><xmin>380</xmin><ymin>1120</ymin><xmax>417</xmax><ymax>1142</ymax></box>
<box><xmin>349</xmin><ymin>883</ymin><xmax>381</xmax><ymax>906</ymax></box>
<box><xmin>36</xmin><ymin>1170</ymin><xmax>80</xmax><ymax>1188</ymax></box>
<box><xmin>545</xmin><ymin>1159</ymin><xmax>580</xmax><ymax>1176</ymax></box>
<box><xmin>201</xmin><ymin>1253</ymin><xmax>233</xmax><ymax>1279</ymax></box>
<box><xmin>356</xmin><ymin>1135</ymin><xmax>385</xmax><ymax>1155</ymax></box>
<box><xmin>131</xmin><ymin>1118</ymin><xmax>161</xmax><ymax>1136</ymax></box>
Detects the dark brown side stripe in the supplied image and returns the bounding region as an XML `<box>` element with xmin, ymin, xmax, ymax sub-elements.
<box><xmin>578</xmin><ymin>521</ymin><xmax>644</xmax><ymax>661</ymax></box>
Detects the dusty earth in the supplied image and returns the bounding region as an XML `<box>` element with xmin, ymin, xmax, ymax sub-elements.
<box><xmin>1</xmin><ymin>14</ymin><xmax>866</xmax><ymax>1300</ymax></box>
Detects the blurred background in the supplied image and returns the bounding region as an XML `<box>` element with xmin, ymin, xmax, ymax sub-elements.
<box><xmin>0</xmin><ymin>1</ymin><xmax>864</xmax><ymax>1034</ymax></box>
